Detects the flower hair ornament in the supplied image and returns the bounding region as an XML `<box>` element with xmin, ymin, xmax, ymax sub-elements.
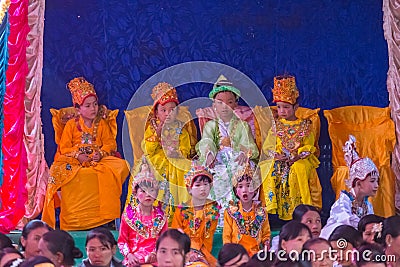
<box><xmin>343</xmin><ymin>135</ymin><xmax>379</xmax><ymax>188</ymax></box>
<box><xmin>372</xmin><ymin>222</ymin><xmax>383</xmax><ymax>239</ymax></box>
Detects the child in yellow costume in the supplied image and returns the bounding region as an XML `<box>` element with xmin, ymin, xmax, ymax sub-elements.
<box><xmin>42</xmin><ymin>77</ymin><xmax>130</xmax><ymax>230</ymax></box>
<box><xmin>171</xmin><ymin>163</ymin><xmax>220</xmax><ymax>267</ymax></box>
<box><xmin>260</xmin><ymin>75</ymin><xmax>322</xmax><ymax>220</ymax></box>
<box><xmin>142</xmin><ymin>82</ymin><xmax>191</xmax><ymax>218</ymax></box>
<box><xmin>223</xmin><ymin>163</ymin><xmax>271</xmax><ymax>257</ymax></box>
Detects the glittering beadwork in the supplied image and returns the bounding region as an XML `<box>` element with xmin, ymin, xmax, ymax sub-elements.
<box><xmin>67</xmin><ymin>77</ymin><xmax>97</xmax><ymax>106</ymax></box>
<box><xmin>184</xmin><ymin>163</ymin><xmax>213</xmax><ymax>188</ymax></box>
<box><xmin>272</xmin><ymin>75</ymin><xmax>299</xmax><ymax>104</ymax></box>
<box><xmin>343</xmin><ymin>135</ymin><xmax>379</xmax><ymax>188</ymax></box>
<box><xmin>151</xmin><ymin>82</ymin><xmax>179</xmax><ymax>106</ymax></box>
<box><xmin>178</xmin><ymin>200</ymin><xmax>220</xmax><ymax>238</ymax></box>
<box><xmin>227</xmin><ymin>200</ymin><xmax>266</xmax><ymax>238</ymax></box>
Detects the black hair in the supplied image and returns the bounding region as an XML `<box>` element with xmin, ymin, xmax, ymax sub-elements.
<box><xmin>192</xmin><ymin>175</ymin><xmax>212</xmax><ymax>185</ymax></box>
<box><xmin>218</xmin><ymin>243</ymin><xmax>249</xmax><ymax>267</ymax></box>
<box><xmin>278</xmin><ymin>221</ymin><xmax>312</xmax><ymax>251</ymax></box>
<box><xmin>245</xmin><ymin>251</ymin><xmax>275</xmax><ymax>267</ymax></box>
<box><xmin>20</xmin><ymin>256</ymin><xmax>54</xmax><ymax>267</ymax></box>
<box><xmin>41</xmin><ymin>230</ymin><xmax>83</xmax><ymax>266</ymax></box>
<box><xmin>133</xmin><ymin>180</ymin><xmax>158</xmax><ymax>195</ymax></box>
<box><xmin>156</xmin><ymin>229</ymin><xmax>191</xmax><ymax>256</ymax></box>
<box><xmin>356</xmin><ymin>243</ymin><xmax>386</xmax><ymax>267</ymax></box>
<box><xmin>0</xmin><ymin>233</ymin><xmax>13</xmax><ymax>249</ymax></box>
<box><xmin>213</xmin><ymin>90</ymin><xmax>239</xmax><ymax>101</ymax></box>
<box><xmin>328</xmin><ymin>225</ymin><xmax>363</xmax><ymax>248</ymax></box>
<box><xmin>232</xmin><ymin>175</ymin><xmax>254</xmax><ymax>199</ymax></box>
<box><xmin>302</xmin><ymin>237</ymin><xmax>331</xmax><ymax>251</ymax></box>
<box><xmin>20</xmin><ymin>220</ymin><xmax>53</xmax><ymax>250</ymax></box>
<box><xmin>375</xmin><ymin>215</ymin><xmax>400</xmax><ymax>246</ymax></box>
<box><xmin>292</xmin><ymin>205</ymin><xmax>320</xmax><ymax>222</ymax></box>
<box><xmin>357</xmin><ymin>214</ymin><xmax>384</xmax><ymax>232</ymax></box>
<box><xmin>85</xmin><ymin>227</ymin><xmax>117</xmax><ymax>249</ymax></box>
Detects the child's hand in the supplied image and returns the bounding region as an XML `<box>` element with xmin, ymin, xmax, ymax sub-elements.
<box><xmin>77</xmin><ymin>153</ymin><xmax>91</xmax><ymax>164</ymax></box>
<box><xmin>126</xmin><ymin>253</ymin><xmax>140</xmax><ymax>266</ymax></box>
<box><xmin>206</xmin><ymin>153</ymin><xmax>215</xmax><ymax>168</ymax></box>
<box><xmin>235</xmin><ymin>152</ymin><xmax>248</xmax><ymax>166</ymax></box>
<box><xmin>146</xmin><ymin>252</ymin><xmax>157</xmax><ymax>264</ymax></box>
<box><xmin>274</xmin><ymin>153</ymin><xmax>288</xmax><ymax>161</ymax></box>
<box><xmin>92</xmin><ymin>151</ymin><xmax>101</xmax><ymax>162</ymax></box>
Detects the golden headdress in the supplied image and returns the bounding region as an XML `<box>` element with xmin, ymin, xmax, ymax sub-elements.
<box><xmin>184</xmin><ymin>162</ymin><xmax>213</xmax><ymax>188</ymax></box>
<box><xmin>343</xmin><ymin>135</ymin><xmax>379</xmax><ymax>188</ymax></box>
<box><xmin>131</xmin><ymin>157</ymin><xmax>159</xmax><ymax>193</ymax></box>
<box><xmin>231</xmin><ymin>162</ymin><xmax>260</xmax><ymax>188</ymax></box>
<box><xmin>272</xmin><ymin>75</ymin><xmax>299</xmax><ymax>105</ymax></box>
<box><xmin>151</xmin><ymin>82</ymin><xmax>179</xmax><ymax>107</ymax></box>
<box><xmin>209</xmin><ymin>74</ymin><xmax>241</xmax><ymax>99</ymax></box>
<box><xmin>67</xmin><ymin>77</ymin><xmax>97</xmax><ymax>106</ymax></box>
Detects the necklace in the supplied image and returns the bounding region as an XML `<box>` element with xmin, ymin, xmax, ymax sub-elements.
<box><xmin>345</xmin><ymin>191</ymin><xmax>369</xmax><ymax>218</ymax></box>
<box><xmin>124</xmin><ymin>203</ymin><xmax>167</xmax><ymax>239</ymax></box>
<box><xmin>179</xmin><ymin>201</ymin><xmax>220</xmax><ymax>238</ymax></box>
<box><xmin>216</xmin><ymin>117</ymin><xmax>239</xmax><ymax>149</ymax></box>
<box><xmin>75</xmin><ymin>116</ymin><xmax>99</xmax><ymax>154</ymax></box>
<box><xmin>275</xmin><ymin>119</ymin><xmax>311</xmax><ymax>154</ymax></box>
<box><xmin>227</xmin><ymin>200</ymin><xmax>266</xmax><ymax>238</ymax></box>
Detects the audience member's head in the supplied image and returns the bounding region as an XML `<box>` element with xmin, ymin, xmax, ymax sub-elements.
<box><xmin>38</xmin><ymin>230</ymin><xmax>82</xmax><ymax>267</ymax></box>
<box><xmin>302</xmin><ymin>238</ymin><xmax>333</xmax><ymax>267</ymax></box>
<box><xmin>0</xmin><ymin>248</ymin><xmax>24</xmax><ymax>267</ymax></box>
<box><xmin>278</xmin><ymin>221</ymin><xmax>312</xmax><ymax>253</ymax></box>
<box><xmin>357</xmin><ymin>214</ymin><xmax>384</xmax><ymax>244</ymax></box>
<box><xmin>245</xmin><ymin>251</ymin><xmax>275</xmax><ymax>267</ymax></box>
<box><xmin>84</xmin><ymin>227</ymin><xmax>118</xmax><ymax>266</ymax></box>
<box><xmin>20</xmin><ymin>220</ymin><xmax>52</xmax><ymax>259</ymax></box>
<box><xmin>375</xmin><ymin>215</ymin><xmax>400</xmax><ymax>260</ymax></box>
<box><xmin>329</xmin><ymin>225</ymin><xmax>362</xmax><ymax>267</ymax></box>
<box><xmin>156</xmin><ymin>229</ymin><xmax>190</xmax><ymax>267</ymax></box>
<box><xmin>218</xmin><ymin>243</ymin><xmax>249</xmax><ymax>267</ymax></box>
<box><xmin>356</xmin><ymin>243</ymin><xmax>385</xmax><ymax>267</ymax></box>
<box><xmin>0</xmin><ymin>233</ymin><xmax>13</xmax><ymax>250</ymax></box>
<box><xmin>293</xmin><ymin>205</ymin><xmax>322</xmax><ymax>238</ymax></box>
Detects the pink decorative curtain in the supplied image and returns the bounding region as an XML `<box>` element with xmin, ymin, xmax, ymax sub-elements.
<box><xmin>20</xmin><ymin>0</ymin><xmax>48</xmax><ymax>227</ymax></box>
<box><xmin>0</xmin><ymin>0</ymin><xmax>29</xmax><ymax>232</ymax></box>
<box><xmin>383</xmin><ymin>0</ymin><xmax>400</xmax><ymax>213</ymax></box>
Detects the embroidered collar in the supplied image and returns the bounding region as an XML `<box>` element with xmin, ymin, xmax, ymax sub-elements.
<box><xmin>123</xmin><ymin>203</ymin><xmax>166</xmax><ymax>238</ymax></box>
<box><xmin>179</xmin><ymin>200</ymin><xmax>220</xmax><ymax>239</ymax></box>
<box><xmin>342</xmin><ymin>190</ymin><xmax>369</xmax><ymax>218</ymax></box>
<box><xmin>227</xmin><ymin>200</ymin><xmax>266</xmax><ymax>238</ymax></box>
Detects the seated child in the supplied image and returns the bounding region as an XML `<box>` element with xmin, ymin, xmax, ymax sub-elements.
<box><xmin>171</xmin><ymin>163</ymin><xmax>220</xmax><ymax>267</ymax></box>
<box><xmin>196</xmin><ymin>75</ymin><xmax>259</xmax><ymax>226</ymax></box>
<box><xmin>320</xmin><ymin>135</ymin><xmax>379</xmax><ymax>239</ymax></box>
<box><xmin>42</xmin><ymin>77</ymin><xmax>129</xmax><ymax>230</ymax></box>
<box><xmin>260</xmin><ymin>75</ymin><xmax>321</xmax><ymax>221</ymax></box>
<box><xmin>143</xmin><ymin>82</ymin><xmax>191</xmax><ymax>216</ymax></box>
<box><xmin>223</xmin><ymin>164</ymin><xmax>270</xmax><ymax>257</ymax></box>
<box><xmin>118</xmin><ymin>157</ymin><xmax>168</xmax><ymax>266</ymax></box>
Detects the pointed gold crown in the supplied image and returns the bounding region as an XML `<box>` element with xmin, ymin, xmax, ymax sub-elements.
<box><xmin>272</xmin><ymin>75</ymin><xmax>299</xmax><ymax>105</ymax></box>
<box><xmin>231</xmin><ymin>162</ymin><xmax>260</xmax><ymax>188</ymax></box>
<box><xmin>151</xmin><ymin>82</ymin><xmax>179</xmax><ymax>107</ymax></box>
<box><xmin>67</xmin><ymin>77</ymin><xmax>97</xmax><ymax>106</ymax></box>
<box><xmin>343</xmin><ymin>135</ymin><xmax>379</xmax><ymax>188</ymax></box>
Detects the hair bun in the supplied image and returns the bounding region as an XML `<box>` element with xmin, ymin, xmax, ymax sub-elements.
<box><xmin>72</xmin><ymin>247</ymin><xmax>83</xmax><ymax>259</ymax></box>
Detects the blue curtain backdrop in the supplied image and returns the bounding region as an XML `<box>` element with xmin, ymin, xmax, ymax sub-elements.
<box><xmin>41</xmin><ymin>0</ymin><xmax>389</xmax><ymax>217</ymax></box>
